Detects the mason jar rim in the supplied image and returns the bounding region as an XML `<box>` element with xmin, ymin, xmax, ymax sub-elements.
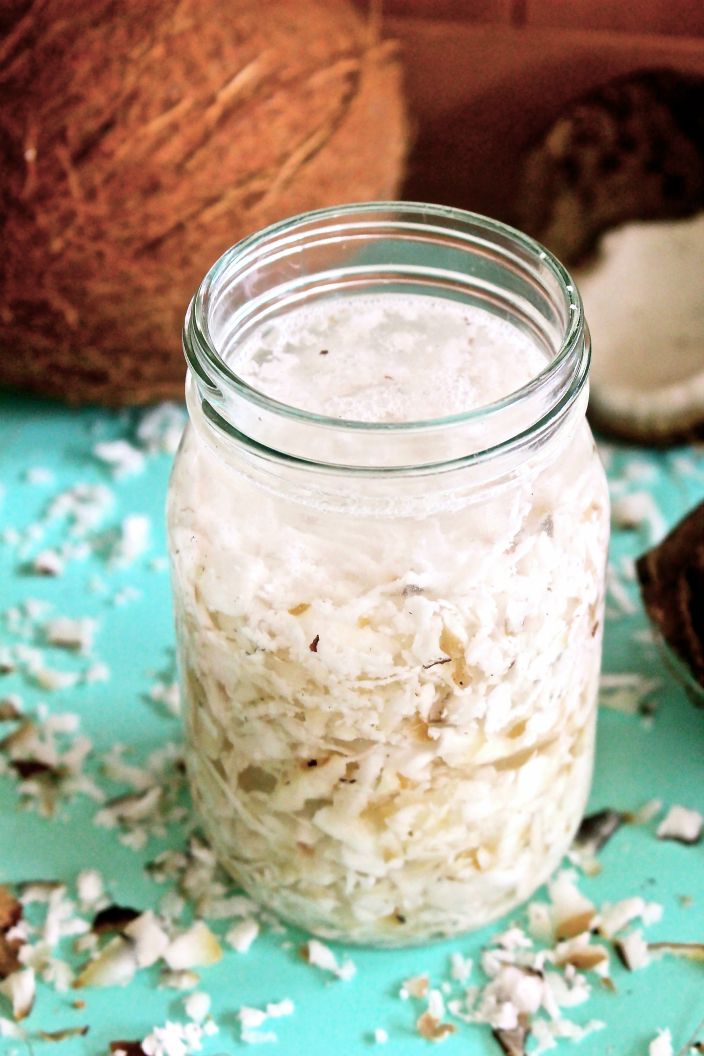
<box><xmin>183</xmin><ymin>202</ymin><xmax>590</xmax><ymax>476</ymax></box>
<box><xmin>186</xmin><ymin>201</ymin><xmax>584</xmax><ymax>428</ymax></box>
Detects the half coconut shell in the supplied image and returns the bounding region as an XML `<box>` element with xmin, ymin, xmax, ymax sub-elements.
<box><xmin>516</xmin><ymin>67</ymin><xmax>704</xmax><ymax>444</ymax></box>
<box><xmin>636</xmin><ymin>500</ymin><xmax>704</xmax><ymax>696</ymax></box>
<box><xmin>576</xmin><ymin>212</ymin><xmax>704</xmax><ymax>444</ymax></box>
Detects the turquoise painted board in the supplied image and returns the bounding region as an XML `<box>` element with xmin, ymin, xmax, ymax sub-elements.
<box><xmin>1</xmin><ymin>391</ymin><xmax>703</xmax><ymax>1055</ymax></box>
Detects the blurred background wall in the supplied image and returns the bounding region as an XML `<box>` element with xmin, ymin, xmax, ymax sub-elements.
<box><xmin>367</xmin><ymin>0</ymin><xmax>704</xmax><ymax>224</ymax></box>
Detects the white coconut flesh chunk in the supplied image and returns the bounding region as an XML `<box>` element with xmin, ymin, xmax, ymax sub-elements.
<box><xmin>575</xmin><ymin>212</ymin><xmax>704</xmax><ymax>442</ymax></box>
<box><xmin>649</xmin><ymin>1027</ymin><xmax>673</xmax><ymax>1056</ymax></box>
<box><xmin>0</xmin><ymin>968</ymin><xmax>36</xmax><ymax>1020</ymax></box>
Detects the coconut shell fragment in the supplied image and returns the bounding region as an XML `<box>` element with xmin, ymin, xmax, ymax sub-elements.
<box><xmin>493</xmin><ymin>1024</ymin><xmax>529</xmax><ymax>1056</ymax></box>
<box><xmin>0</xmin><ymin>886</ymin><xmax>22</xmax><ymax>981</ymax></box>
<box><xmin>416</xmin><ymin>1012</ymin><xmax>456</xmax><ymax>1042</ymax></box>
<box><xmin>0</xmin><ymin>887</ymin><xmax>21</xmax><ymax>933</ymax></box>
<box><xmin>92</xmin><ymin>904</ymin><xmax>141</xmax><ymax>935</ymax></box>
<box><xmin>0</xmin><ymin>936</ymin><xmax>21</xmax><ymax>979</ymax></box>
<box><xmin>38</xmin><ymin>1026</ymin><xmax>90</xmax><ymax>1041</ymax></box>
<box><xmin>574</xmin><ymin>809</ymin><xmax>623</xmax><ymax>856</ymax></box>
<box><xmin>648</xmin><ymin>941</ymin><xmax>704</xmax><ymax>962</ymax></box>
<box><xmin>636</xmin><ymin>502</ymin><xmax>704</xmax><ymax>692</ymax></box>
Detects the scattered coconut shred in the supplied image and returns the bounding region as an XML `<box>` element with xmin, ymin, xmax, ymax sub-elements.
<box><xmin>2</xmin><ymin>407</ymin><xmax>703</xmax><ymax>1053</ymax></box>
<box><xmin>649</xmin><ymin>1027</ymin><xmax>673</xmax><ymax>1056</ymax></box>
<box><xmin>656</xmin><ymin>805</ymin><xmax>703</xmax><ymax>845</ymax></box>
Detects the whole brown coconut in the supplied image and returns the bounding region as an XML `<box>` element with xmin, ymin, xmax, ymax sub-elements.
<box><xmin>0</xmin><ymin>0</ymin><xmax>408</xmax><ymax>405</ymax></box>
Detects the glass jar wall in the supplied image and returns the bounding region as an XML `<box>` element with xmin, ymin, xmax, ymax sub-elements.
<box><xmin>167</xmin><ymin>204</ymin><xmax>609</xmax><ymax>946</ymax></box>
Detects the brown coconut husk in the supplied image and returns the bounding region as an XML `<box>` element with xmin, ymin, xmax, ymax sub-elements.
<box><xmin>637</xmin><ymin>500</ymin><xmax>704</xmax><ymax>690</ymax></box>
<box><xmin>0</xmin><ymin>0</ymin><xmax>408</xmax><ymax>406</ymax></box>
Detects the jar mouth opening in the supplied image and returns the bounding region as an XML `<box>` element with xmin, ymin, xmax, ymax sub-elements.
<box><xmin>184</xmin><ymin>202</ymin><xmax>589</xmax><ymax>473</ymax></box>
<box><xmin>185</xmin><ymin>202</ymin><xmax>585</xmax><ymax>433</ymax></box>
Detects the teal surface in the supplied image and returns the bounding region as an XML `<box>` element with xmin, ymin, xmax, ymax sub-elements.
<box><xmin>1</xmin><ymin>391</ymin><xmax>704</xmax><ymax>1056</ymax></box>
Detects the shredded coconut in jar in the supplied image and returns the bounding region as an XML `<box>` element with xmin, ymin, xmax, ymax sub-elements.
<box><xmin>168</xmin><ymin>294</ymin><xmax>609</xmax><ymax>944</ymax></box>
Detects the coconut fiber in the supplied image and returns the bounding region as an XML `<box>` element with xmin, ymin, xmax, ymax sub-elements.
<box><xmin>0</xmin><ymin>0</ymin><xmax>408</xmax><ymax>404</ymax></box>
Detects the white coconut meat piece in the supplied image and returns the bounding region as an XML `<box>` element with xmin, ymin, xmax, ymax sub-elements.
<box><xmin>41</xmin><ymin>957</ymin><xmax>75</xmax><ymax>991</ymax></box>
<box><xmin>599</xmin><ymin>672</ymin><xmax>660</xmax><ymax>715</ymax></box>
<box><xmin>94</xmin><ymin>785</ymin><xmax>162</xmax><ymax>828</ymax></box>
<box><xmin>183</xmin><ymin>991</ymin><xmax>211</xmax><ymax>1023</ymax></box>
<box><xmin>494</xmin><ymin>927</ymin><xmax>533</xmax><ymax>951</ymax></box>
<box><xmin>264</xmin><ymin>999</ymin><xmax>294</xmax><ymax>1018</ymax></box>
<box><xmin>610</xmin><ymin>493</ymin><xmax>666</xmax><ymax>543</ymax></box>
<box><xmin>205</xmin><ymin>895</ymin><xmax>258</xmax><ymax>920</ymax></box>
<box><xmin>472</xmin><ymin>962</ymin><xmax>545</xmax><ymax>1031</ymax></box>
<box><xmin>597</xmin><ymin>897</ymin><xmax>662</xmax><ymax>938</ymax></box>
<box><xmin>44</xmin><ymin>895</ymin><xmax>87</xmax><ymax>944</ymax></box>
<box><xmin>32</xmin><ymin>549</ymin><xmax>64</xmax><ymax>576</ymax></box>
<box><xmin>74</xmin><ymin>933</ymin><xmax>98</xmax><ymax>956</ymax></box>
<box><xmin>301</xmin><ymin>939</ymin><xmax>356</xmax><ymax>981</ymax></box>
<box><xmin>3</xmin><ymin>712</ymin><xmax>99</xmax><ymax>816</ymax></box>
<box><xmin>136</xmin><ymin>402</ymin><xmax>186</xmax><ymax>454</ymax></box>
<box><xmin>649</xmin><ymin>1028</ymin><xmax>673</xmax><ymax>1056</ymax></box>
<box><xmin>164</xmin><ymin>921</ymin><xmax>222</xmax><ymax>970</ymax></box>
<box><xmin>44</xmin><ymin>616</ymin><xmax>96</xmax><ymax>652</ymax></box>
<box><xmin>111</xmin><ymin>514</ymin><xmax>150</xmax><ymax>566</ymax></box>
<box><xmin>75</xmin><ymin>869</ymin><xmax>104</xmax><ymax>910</ymax></box>
<box><xmin>93</xmin><ymin>439</ymin><xmax>146</xmax><ymax>478</ymax></box>
<box><xmin>19</xmin><ymin>880</ymin><xmax>66</xmax><ymax>905</ymax></box>
<box><xmin>0</xmin><ymin>968</ymin><xmax>35</xmax><ymax>1020</ymax></box>
<box><xmin>449</xmin><ymin>952</ymin><xmax>473</xmax><ymax>983</ymax></box>
<box><xmin>240</xmin><ymin>1029</ymin><xmax>278</xmax><ymax>1045</ymax></box>
<box><xmin>531</xmin><ymin>1017</ymin><xmax>605</xmax><ymax>1053</ymax></box>
<box><xmin>527</xmin><ymin>902</ymin><xmax>553</xmax><ymax>943</ymax></box>
<box><xmin>85</xmin><ymin>661</ymin><xmax>110</xmax><ymax>683</ymax></box>
<box><xmin>0</xmin><ymin>694</ymin><xmax>22</xmax><ymax>720</ymax></box>
<box><xmin>553</xmin><ymin>933</ymin><xmax>610</xmax><ymax>974</ymax></box>
<box><xmin>631</xmin><ymin>799</ymin><xmax>663</xmax><ymax>825</ymax></box>
<box><xmin>427</xmin><ymin>989</ymin><xmax>446</xmax><ymax>1021</ymax></box>
<box><xmin>548</xmin><ymin>870</ymin><xmax>597</xmax><ymax>939</ymax></box>
<box><xmin>0</xmin><ymin>1017</ymin><xmax>24</xmax><ymax>1038</ymax></box>
<box><xmin>238</xmin><ymin>1007</ymin><xmax>268</xmax><ymax>1030</ymax></box>
<box><xmin>575</xmin><ymin>212</ymin><xmax>704</xmax><ymax>442</ymax></box>
<box><xmin>124</xmin><ymin>911</ymin><xmax>170</xmax><ymax>968</ymax></box>
<box><xmin>74</xmin><ymin>935</ymin><xmax>138</xmax><ymax>988</ymax></box>
<box><xmin>226</xmin><ymin>918</ymin><xmax>259</xmax><ymax>953</ymax></box>
<box><xmin>141</xmin><ymin>1020</ymin><xmax>214</xmax><ymax>1056</ymax></box>
<box><xmin>615</xmin><ymin>929</ymin><xmax>651</xmax><ymax>971</ymax></box>
<box><xmin>102</xmin><ymin>745</ymin><xmax>156</xmax><ymax>792</ymax></box>
<box><xmin>160</xmin><ymin>969</ymin><xmax>200</xmax><ymax>990</ymax></box>
<box><xmin>657</xmin><ymin>805</ymin><xmax>703</xmax><ymax>844</ymax></box>
<box><xmin>47</xmin><ymin>483</ymin><xmax>113</xmax><ymax>536</ymax></box>
<box><xmin>25</xmin><ymin>466</ymin><xmax>54</xmax><ymax>485</ymax></box>
<box><xmin>237</xmin><ymin>998</ymin><xmax>294</xmax><ymax>1045</ymax></box>
<box><xmin>543</xmin><ymin>969</ymin><xmax>591</xmax><ymax>1010</ymax></box>
<box><xmin>159</xmin><ymin>892</ymin><xmax>186</xmax><ymax>923</ymax></box>
<box><xmin>30</xmin><ymin>664</ymin><xmax>80</xmax><ymax>692</ymax></box>
<box><xmin>149</xmin><ymin>681</ymin><xmax>181</xmax><ymax>717</ymax></box>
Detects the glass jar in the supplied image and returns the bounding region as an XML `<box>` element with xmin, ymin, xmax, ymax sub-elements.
<box><xmin>168</xmin><ymin>203</ymin><xmax>609</xmax><ymax>947</ymax></box>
